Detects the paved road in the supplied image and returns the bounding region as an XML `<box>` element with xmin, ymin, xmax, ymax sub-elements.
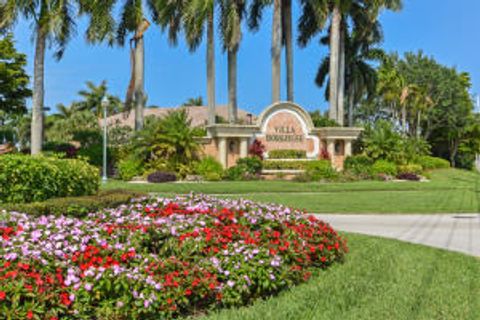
<box><xmin>315</xmin><ymin>214</ymin><xmax>480</xmax><ymax>257</ymax></box>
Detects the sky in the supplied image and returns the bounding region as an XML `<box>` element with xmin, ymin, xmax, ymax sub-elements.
<box><xmin>9</xmin><ymin>0</ymin><xmax>480</xmax><ymax>116</ymax></box>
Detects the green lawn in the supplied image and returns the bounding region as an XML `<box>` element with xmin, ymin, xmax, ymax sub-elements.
<box><xmin>103</xmin><ymin>169</ymin><xmax>480</xmax><ymax>213</ymax></box>
<box><xmin>197</xmin><ymin>233</ymin><xmax>480</xmax><ymax>320</ymax></box>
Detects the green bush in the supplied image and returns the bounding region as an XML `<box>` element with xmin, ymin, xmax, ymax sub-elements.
<box><xmin>263</xmin><ymin>160</ymin><xmax>310</xmax><ymax>170</ymax></box>
<box><xmin>236</xmin><ymin>157</ymin><xmax>263</xmax><ymax>175</ymax></box>
<box><xmin>344</xmin><ymin>155</ymin><xmax>373</xmax><ymax>176</ymax></box>
<box><xmin>195</xmin><ymin>157</ymin><xmax>224</xmax><ymax>181</ymax></box>
<box><xmin>224</xmin><ymin>157</ymin><xmax>263</xmax><ymax>181</ymax></box>
<box><xmin>118</xmin><ymin>157</ymin><xmax>144</xmax><ymax>181</ymax></box>
<box><xmin>0</xmin><ymin>189</ymin><xmax>146</xmax><ymax>217</ymax></box>
<box><xmin>397</xmin><ymin>164</ymin><xmax>423</xmax><ymax>175</ymax></box>
<box><xmin>0</xmin><ymin>155</ymin><xmax>99</xmax><ymax>203</ymax></box>
<box><xmin>77</xmin><ymin>143</ymin><xmax>104</xmax><ymax>167</ymax></box>
<box><xmin>268</xmin><ymin>149</ymin><xmax>307</xmax><ymax>159</ymax></box>
<box><xmin>305</xmin><ymin>160</ymin><xmax>338</xmax><ymax>181</ymax></box>
<box><xmin>371</xmin><ymin>160</ymin><xmax>398</xmax><ymax>176</ymax></box>
<box><xmin>417</xmin><ymin>156</ymin><xmax>450</xmax><ymax>170</ymax></box>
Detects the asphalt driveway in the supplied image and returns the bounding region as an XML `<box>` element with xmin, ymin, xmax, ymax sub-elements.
<box><xmin>315</xmin><ymin>214</ymin><xmax>480</xmax><ymax>257</ymax></box>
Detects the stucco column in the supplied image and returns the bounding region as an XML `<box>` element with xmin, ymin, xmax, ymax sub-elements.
<box><xmin>240</xmin><ymin>138</ymin><xmax>249</xmax><ymax>158</ymax></box>
<box><xmin>218</xmin><ymin>137</ymin><xmax>228</xmax><ymax>168</ymax></box>
<box><xmin>345</xmin><ymin>139</ymin><xmax>352</xmax><ymax>157</ymax></box>
<box><xmin>327</xmin><ymin>139</ymin><xmax>336</xmax><ymax>168</ymax></box>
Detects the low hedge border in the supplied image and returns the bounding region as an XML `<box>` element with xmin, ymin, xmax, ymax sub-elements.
<box><xmin>268</xmin><ymin>149</ymin><xmax>307</xmax><ymax>159</ymax></box>
<box><xmin>0</xmin><ymin>189</ymin><xmax>147</xmax><ymax>217</ymax></box>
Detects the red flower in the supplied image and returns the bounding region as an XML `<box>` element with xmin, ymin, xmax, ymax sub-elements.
<box><xmin>26</xmin><ymin>310</ymin><xmax>33</xmax><ymax>319</ymax></box>
<box><xmin>185</xmin><ymin>289</ymin><xmax>192</xmax><ymax>296</ymax></box>
<box><xmin>0</xmin><ymin>291</ymin><xmax>6</xmax><ymax>300</ymax></box>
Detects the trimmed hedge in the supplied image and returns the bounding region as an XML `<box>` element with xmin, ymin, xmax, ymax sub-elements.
<box><xmin>417</xmin><ymin>156</ymin><xmax>450</xmax><ymax>170</ymax></box>
<box><xmin>263</xmin><ymin>160</ymin><xmax>311</xmax><ymax>170</ymax></box>
<box><xmin>0</xmin><ymin>155</ymin><xmax>99</xmax><ymax>203</ymax></box>
<box><xmin>268</xmin><ymin>149</ymin><xmax>307</xmax><ymax>159</ymax></box>
<box><xmin>0</xmin><ymin>189</ymin><xmax>146</xmax><ymax>217</ymax></box>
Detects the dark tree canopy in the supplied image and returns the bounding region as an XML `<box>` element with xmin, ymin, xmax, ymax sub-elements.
<box><xmin>0</xmin><ymin>34</ymin><xmax>31</xmax><ymax>117</ymax></box>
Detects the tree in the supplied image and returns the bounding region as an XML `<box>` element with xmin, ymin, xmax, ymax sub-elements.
<box><xmin>181</xmin><ymin>0</ymin><xmax>217</xmax><ymax>125</ymax></box>
<box><xmin>1</xmin><ymin>1</ymin><xmax>78</xmax><ymax>154</ymax></box>
<box><xmin>182</xmin><ymin>96</ymin><xmax>204</xmax><ymax>106</ymax></box>
<box><xmin>0</xmin><ymin>34</ymin><xmax>31</xmax><ymax>118</ymax></box>
<box><xmin>219</xmin><ymin>0</ymin><xmax>247</xmax><ymax>123</ymax></box>
<box><xmin>298</xmin><ymin>0</ymin><xmax>402</xmax><ymax>126</ymax></box>
<box><xmin>75</xmin><ymin>80</ymin><xmax>123</xmax><ymax>116</ymax></box>
<box><xmin>248</xmin><ymin>0</ymin><xmax>293</xmax><ymax>102</ymax></box>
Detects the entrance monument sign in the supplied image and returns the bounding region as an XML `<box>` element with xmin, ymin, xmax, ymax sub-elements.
<box><xmin>201</xmin><ymin>102</ymin><xmax>362</xmax><ymax>169</ymax></box>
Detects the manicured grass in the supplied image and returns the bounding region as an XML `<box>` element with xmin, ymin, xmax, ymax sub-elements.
<box><xmin>198</xmin><ymin>233</ymin><xmax>480</xmax><ymax>320</ymax></box>
<box><xmin>103</xmin><ymin>169</ymin><xmax>480</xmax><ymax>213</ymax></box>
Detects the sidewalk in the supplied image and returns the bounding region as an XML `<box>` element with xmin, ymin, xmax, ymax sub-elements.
<box><xmin>315</xmin><ymin>213</ymin><xmax>480</xmax><ymax>257</ymax></box>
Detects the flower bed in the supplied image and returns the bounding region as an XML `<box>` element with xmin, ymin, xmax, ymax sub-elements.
<box><xmin>0</xmin><ymin>195</ymin><xmax>347</xmax><ymax>319</ymax></box>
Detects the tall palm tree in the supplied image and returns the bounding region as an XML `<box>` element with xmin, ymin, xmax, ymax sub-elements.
<box><xmin>219</xmin><ymin>0</ymin><xmax>247</xmax><ymax>123</ymax></box>
<box><xmin>299</xmin><ymin>0</ymin><xmax>402</xmax><ymax>126</ymax></box>
<box><xmin>248</xmin><ymin>0</ymin><xmax>294</xmax><ymax>102</ymax></box>
<box><xmin>1</xmin><ymin>1</ymin><xmax>77</xmax><ymax>154</ymax></box>
<box><xmin>181</xmin><ymin>0</ymin><xmax>217</xmax><ymax>125</ymax></box>
<box><xmin>82</xmin><ymin>0</ymin><xmax>189</xmax><ymax>131</ymax></box>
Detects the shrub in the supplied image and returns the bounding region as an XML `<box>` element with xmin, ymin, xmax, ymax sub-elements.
<box><xmin>0</xmin><ymin>190</ymin><xmax>146</xmax><ymax>217</ymax></box>
<box><xmin>417</xmin><ymin>156</ymin><xmax>450</xmax><ymax>170</ymax></box>
<box><xmin>371</xmin><ymin>160</ymin><xmax>397</xmax><ymax>176</ymax></box>
<box><xmin>248</xmin><ymin>139</ymin><xmax>266</xmax><ymax>160</ymax></box>
<box><xmin>397</xmin><ymin>163</ymin><xmax>423</xmax><ymax>175</ymax></box>
<box><xmin>42</xmin><ymin>142</ymin><xmax>78</xmax><ymax>158</ymax></box>
<box><xmin>147</xmin><ymin>171</ymin><xmax>177</xmax><ymax>183</ymax></box>
<box><xmin>224</xmin><ymin>157</ymin><xmax>263</xmax><ymax>181</ymax></box>
<box><xmin>195</xmin><ymin>157</ymin><xmax>224</xmax><ymax>181</ymax></box>
<box><xmin>396</xmin><ymin>172</ymin><xmax>421</xmax><ymax>181</ymax></box>
<box><xmin>263</xmin><ymin>160</ymin><xmax>310</xmax><ymax>170</ymax></box>
<box><xmin>237</xmin><ymin>157</ymin><xmax>263</xmax><ymax>175</ymax></box>
<box><xmin>77</xmin><ymin>143</ymin><xmax>104</xmax><ymax>167</ymax></box>
<box><xmin>305</xmin><ymin>160</ymin><xmax>338</xmax><ymax>180</ymax></box>
<box><xmin>0</xmin><ymin>155</ymin><xmax>99</xmax><ymax>203</ymax></box>
<box><xmin>117</xmin><ymin>157</ymin><xmax>144</xmax><ymax>181</ymax></box>
<box><xmin>268</xmin><ymin>149</ymin><xmax>307</xmax><ymax>159</ymax></box>
<box><xmin>344</xmin><ymin>155</ymin><xmax>373</xmax><ymax>177</ymax></box>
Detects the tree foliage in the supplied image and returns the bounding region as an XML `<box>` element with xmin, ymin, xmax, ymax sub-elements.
<box><xmin>0</xmin><ymin>34</ymin><xmax>31</xmax><ymax>118</ymax></box>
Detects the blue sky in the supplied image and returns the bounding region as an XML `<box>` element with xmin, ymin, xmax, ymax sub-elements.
<box><xmin>10</xmin><ymin>0</ymin><xmax>480</xmax><ymax>115</ymax></box>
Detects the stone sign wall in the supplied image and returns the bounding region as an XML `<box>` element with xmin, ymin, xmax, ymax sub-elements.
<box><xmin>255</xmin><ymin>103</ymin><xmax>319</xmax><ymax>158</ymax></box>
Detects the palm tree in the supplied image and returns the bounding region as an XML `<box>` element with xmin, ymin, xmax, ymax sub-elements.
<box><xmin>219</xmin><ymin>0</ymin><xmax>247</xmax><ymax>123</ymax></box>
<box><xmin>176</xmin><ymin>0</ymin><xmax>217</xmax><ymax>125</ymax></box>
<box><xmin>299</xmin><ymin>0</ymin><xmax>402</xmax><ymax>126</ymax></box>
<box><xmin>248</xmin><ymin>0</ymin><xmax>294</xmax><ymax>102</ymax></box>
<box><xmin>1</xmin><ymin>1</ymin><xmax>77</xmax><ymax>154</ymax></box>
<box><xmin>76</xmin><ymin>80</ymin><xmax>123</xmax><ymax>116</ymax></box>
<box><xmin>182</xmin><ymin>96</ymin><xmax>204</xmax><ymax>106</ymax></box>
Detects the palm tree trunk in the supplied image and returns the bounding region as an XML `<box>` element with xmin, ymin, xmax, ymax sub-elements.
<box><xmin>271</xmin><ymin>0</ymin><xmax>282</xmax><ymax>103</ymax></box>
<box><xmin>228</xmin><ymin>48</ymin><xmax>238</xmax><ymax>123</ymax></box>
<box><xmin>348</xmin><ymin>89</ymin><xmax>355</xmax><ymax>127</ymax></box>
<box><xmin>31</xmin><ymin>29</ymin><xmax>47</xmax><ymax>155</ymax></box>
<box><xmin>328</xmin><ymin>5</ymin><xmax>341</xmax><ymax>122</ymax></box>
<box><xmin>283</xmin><ymin>0</ymin><xmax>293</xmax><ymax>101</ymax></box>
<box><xmin>207</xmin><ymin>8</ymin><xmax>216</xmax><ymax>125</ymax></box>
<box><xmin>416</xmin><ymin>110</ymin><xmax>421</xmax><ymax>138</ymax></box>
<box><xmin>401</xmin><ymin>104</ymin><xmax>407</xmax><ymax>134</ymax></box>
<box><xmin>134</xmin><ymin>35</ymin><xmax>145</xmax><ymax>131</ymax></box>
<box><xmin>337</xmin><ymin>25</ymin><xmax>345</xmax><ymax>126</ymax></box>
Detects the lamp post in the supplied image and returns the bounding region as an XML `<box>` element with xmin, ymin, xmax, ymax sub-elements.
<box><xmin>102</xmin><ymin>97</ymin><xmax>109</xmax><ymax>183</ymax></box>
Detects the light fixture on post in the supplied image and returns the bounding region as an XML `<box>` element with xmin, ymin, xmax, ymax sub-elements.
<box><xmin>101</xmin><ymin>96</ymin><xmax>109</xmax><ymax>183</ymax></box>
